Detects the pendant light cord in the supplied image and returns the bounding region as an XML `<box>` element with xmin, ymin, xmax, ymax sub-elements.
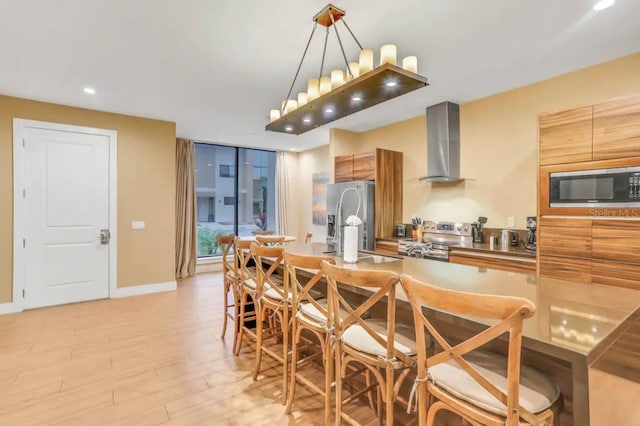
<box><xmin>318</xmin><ymin>26</ymin><xmax>330</xmax><ymax>80</ymax></box>
<box><xmin>341</xmin><ymin>19</ymin><xmax>363</xmax><ymax>50</ymax></box>
<box><xmin>281</xmin><ymin>22</ymin><xmax>318</xmax><ymax>114</ymax></box>
<box><xmin>330</xmin><ymin>13</ymin><xmax>353</xmax><ymax>78</ymax></box>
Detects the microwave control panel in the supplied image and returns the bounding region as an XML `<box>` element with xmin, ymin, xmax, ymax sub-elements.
<box><xmin>629</xmin><ymin>176</ymin><xmax>640</xmax><ymax>199</ymax></box>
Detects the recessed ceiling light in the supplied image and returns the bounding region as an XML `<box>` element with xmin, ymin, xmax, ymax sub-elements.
<box><xmin>290</xmin><ymin>147</ymin><xmax>297</xmax><ymax>151</ymax></box>
<box><xmin>207</xmin><ymin>163</ymin><xmax>212</xmax><ymax>167</ymax></box>
<box><xmin>593</xmin><ymin>0</ymin><xmax>614</xmax><ymax>10</ymax></box>
<box><xmin>83</xmin><ymin>87</ymin><xmax>96</xmax><ymax>95</ymax></box>
<box><xmin>303</xmin><ymin>118</ymin><xmax>311</xmax><ymax>123</ymax></box>
<box><xmin>385</xmin><ymin>81</ymin><xmax>397</xmax><ymax>87</ymax></box>
<box><xmin>325</xmin><ymin>108</ymin><xmax>334</xmax><ymax>113</ymax></box>
<box><xmin>285</xmin><ymin>126</ymin><xmax>293</xmax><ymax>132</ymax></box>
<box><xmin>352</xmin><ymin>96</ymin><xmax>362</xmax><ymax>101</ymax></box>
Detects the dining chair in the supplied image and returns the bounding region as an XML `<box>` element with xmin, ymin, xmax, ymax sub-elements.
<box><xmin>283</xmin><ymin>250</ymin><xmax>336</xmax><ymax>425</ymax></box>
<box><xmin>235</xmin><ymin>239</ymin><xmax>259</xmax><ymax>356</ymax></box>
<box><xmin>250</xmin><ymin>243</ymin><xmax>291</xmax><ymax>404</ymax></box>
<box><xmin>216</xmin><ymin>234</ymin><xmax>239</xmax><ymax>352</ymax></box>
<box><xmin>321</xmin><ymin>261</ymin><xmax>417</xmax><ymax>426</ymax></box>
<box><xmin>400</xmin><ymin>274</ymin><xmax>562</xmax><ymax>426</ymax></box>
<box><xmin>256</xmin><ymin>235</ymin><xmax>286</xmax><ymax>246</ymax></box>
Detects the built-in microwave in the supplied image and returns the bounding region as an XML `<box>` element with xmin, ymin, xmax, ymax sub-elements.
<box><xmin>549</xmin><ymin>167</ymin><xmax>640</xmax><ymax>207</ymax></box>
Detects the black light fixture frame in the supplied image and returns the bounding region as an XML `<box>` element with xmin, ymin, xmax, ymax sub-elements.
<box><xmin>265</xmin><ymin>3</ymin><xmax>429</xmax><ymax>135</ymax></box>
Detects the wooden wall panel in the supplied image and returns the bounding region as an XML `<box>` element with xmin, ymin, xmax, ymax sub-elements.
<box><xmin>592</xmin><ymin>260</ymin><xmax>640</xmax><ymax>290</ymax></box>
<box><xmin>538</xmin><ymin>218</ymin><xmax>592</xmax><ymax>259</ymax></box>
<box><xmin>539</xmin><ymin>255</ymin><xmax>592</xmax><ymax>284</ymax></box>
<box><xmin>592</xmin><ymin>220</ymin><xmax>640</xmax><ymax>264</ymax></box>
<box><xmin>539</xmin><ymin>106</ymin><xmax>593</xmax><ymax>166</ymax></box>
<box><xmin>593</xmin><ymin>93</ymin><xmax>640</xmax><ymax>160</ymax></box>
<box><xmin>374</xmin><ymin>149</ymin><xmax>403</xmax><ymax>239</ymax></box>
<box><xmin>449</xmin><ymin>251</ymin><xmax>536</xmax><ymax>273</ymax></box>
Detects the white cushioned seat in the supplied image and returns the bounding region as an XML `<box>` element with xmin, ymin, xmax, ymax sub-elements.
<box><xmin>263</xmin><ymin>287</ymin><xmax>292</xmax><ymax>302</ymax></box>
<box><xmin>243</xmin><ymin>278</ymin><xmax>258</xmax><ymax>290</ymax></box>
<box><xmin>298</xmin><ymin>299</ymin><xmax>350</xmax><ymax>324</ymax></box>
<box><xmin>341</xmin><ymin>319</ymin><xmax>417</xmax><ymax>357</ymax></box>
<box><xmin>429</xmin><ymin>350</ymin><xmax>560</xmax><ymax>416</ymax></box>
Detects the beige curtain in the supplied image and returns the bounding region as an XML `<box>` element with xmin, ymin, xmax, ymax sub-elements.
<box><xmin>175</xmin><ymin>139</ymin><xmax>197</xmax><ymax>278</ymax></box>
<box><xmin>275</xmin><ymin>151</ymin><xmax>292</xmax><ymax>235</ymax></box>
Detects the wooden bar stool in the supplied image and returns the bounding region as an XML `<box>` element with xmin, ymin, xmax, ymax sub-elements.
<box><xmin>400</xmin><ymin>274</ymin><xmax>562</xmax><ymax>426</ymax></box>
<box><xmin>216</xmin><ymin>234</ymin><xmax>239</xmax><ymax>352</ymax></box>
<box><xmin>283</xmin><ymin>250</ymin><xmax>336</xmax><ymax>425</ymax></box>
<box><xmin>235</xmin><ymin>239</ymin><xmax>260</xmax><ymax>356</ymax></box>
<box><xmin>250</xmin><ymin>243</ymin><xmax>292</xmax><ymax>404</ymax></box>
<box><xmin>256</xmin><ymin>235</ymin><xmax>286</xmax><ymax>246</ymax></box>
<box><xmin>321</xmin><ymin>261</ymin><xmax>417</xmax><ymax>426</ymax></box>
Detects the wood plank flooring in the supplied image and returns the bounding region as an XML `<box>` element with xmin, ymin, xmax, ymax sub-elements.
<box><xmin>0</xmin><ymin>272</ymin><xmax>637</xmax><ymax>425</ymax></box>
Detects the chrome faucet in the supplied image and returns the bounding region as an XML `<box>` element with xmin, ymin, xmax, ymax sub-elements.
<box><xmin>332</xmin><ymin>186</ymin><xmax>361</xmax><ymax>256</ymax></box>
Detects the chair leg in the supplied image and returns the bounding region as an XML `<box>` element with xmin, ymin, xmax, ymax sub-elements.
<box><xmin>231</xmin><ymin>284</ymin><xmax>239</xmax><ymax>354</ymax></box>
<box><xmin>334</xmin><ymin>340</ymin><xmax>343</xmax><ymax>426</ymax></box>
<box><xmin>376</xmin><ymin>386</ymin><xmax>383</xmax><ymax>426</ymax></box>
<box><xmin>221</xmin><ymin>281</ymin><xmax>229</xmax><ymax>339</ymax></box>
<box><xmin>235</xmin><ymin>291</ymin><xmax>248</xmax><ymax>356</ymax></box>
<box><xmin>281</xmin><ymin>307</ymin><xmax>289</xmax><ymax>405</ymax></box>
<box><xmin>324</xmin><ymin>331</ymin><xmax>333</xmax><ymax>426</ymax></box>
<box><xmin>365</xmin><ymin>370</ymin><xmax>376</xmax><ymax>411</ymax></box>
<box><xmin>384</xmin><ymin>367</ymin><xmax>394</xmax><ymax>426</ymax></box>
<box><xmin>253</xmin><ymin>301</ymin><xmax>266</xmax><ymax>381</ymax></box>
<box><xmin>426</xmin><ymin>401</ymin><xmax>447</xmax><ymax>426</ymax></box>
<box><xmin>418</xmin><ymin>381</ymin><xmax>428</xmax><ymax>426</ymax></box>
<box><xmin>285</xmin><ymin>320</ymin><xmax>301</xmax><ymax>414</ymax></box>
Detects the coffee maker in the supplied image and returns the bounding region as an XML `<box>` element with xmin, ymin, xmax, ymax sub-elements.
<box><xmin>471</xmin><ymin>216</ymin><xmax>487</xmax><ymax>243</ymax></box>
<box><xmin>526</xmin><ymin>216</ymin><xmax>537</xmax><ymax>252</ymax></box>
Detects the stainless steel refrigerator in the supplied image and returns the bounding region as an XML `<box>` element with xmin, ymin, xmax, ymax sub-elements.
<box><xmin>326</xmin><ymin>181</ymin><xmax>375</xmax><ymax>251</ymax></box>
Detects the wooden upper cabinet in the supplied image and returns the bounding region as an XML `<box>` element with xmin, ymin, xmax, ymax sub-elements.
<box><xmin>334</xmin><ymin>154</ymin><xmax>354</xmax><ymax>182</ymax></box>
<box><xmin>593</xmin><ymin>93</ymin><xmax>640</xmax><ymax>160</ymax></box>
<box><xmin>374</xmin><ymin>149</ymin><xmax>403</xmax><ymax>239</ymax></box>
<box><xmin>352</xmin><ymin>152</ymin><xmax>376</xmax><ymax>181</ymax></box>
<box><xmin>539</xmin><ymin>106</ymin><xmax>593</xmax><ymax>165</ymax></box>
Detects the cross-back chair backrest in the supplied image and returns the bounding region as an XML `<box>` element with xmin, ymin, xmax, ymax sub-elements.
<box><xmin>250</xmin><ymin>242</ymin><xmax>285</xmax><ymax>297</ymax></box>
<box><xmin>399</xmin><ymin>273</ymin><xmax>537</xmax><ymax>425</ymax></box>
<box><xmin>236</xmin><ymin>239</ymin><xmax>256</xmax><ymax>285</ymax></box>
<box><xmin>256</xmin><ymin>235</ymin><xmax>285</xmax><ymax>246</ymax></box>
<box><xmin>283</xmin><ymin>250</ymin><xmax>335</xmax><ymax>324</ymax></box>
<box><xmin>216</xmin><ymin>234</ymin><xmax>236</xmax><ymax>277</ymax></box>
<box><xmin>321</xmin><ymin>261</ymin><xmax>411</xmax><ymax>365</ymax></box>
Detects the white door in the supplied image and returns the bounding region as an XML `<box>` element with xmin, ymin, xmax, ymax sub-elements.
<box><xmin>16</xmin><ymin>121</ymin><xmax>114</xmax><ymax>308</ymax></box>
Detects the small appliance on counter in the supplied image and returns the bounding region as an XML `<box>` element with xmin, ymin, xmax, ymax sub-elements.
<box><xmin>500</xmin><ymin>229</ymin><xmax>519</xmax><ymax>249</ymax></box>
<box><xmin>395</xmin><ymin>224</ymin><xmax>407</xmax><ymax>238</ymax></box>
<box><xmin>471</xmin><ymin>216</ymin><xmax>487</xmax><ymax>243</ymax></box>
<box><xmin>526</xmin><ymin>216</ymin><xmax>537</xmax><ymax>252</ymax></box>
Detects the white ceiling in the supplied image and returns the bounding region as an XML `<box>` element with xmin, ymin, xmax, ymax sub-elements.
<box><xmin>1</xmin><ymin>0</ymin><xmax>639</xmax><ymax>152</ymax></box>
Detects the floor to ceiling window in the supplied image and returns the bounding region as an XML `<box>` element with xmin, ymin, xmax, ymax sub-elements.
<box><xmin>195</xmin><ymin>143</ymin><xmax>276</xmax><ymax>257</ymax></box>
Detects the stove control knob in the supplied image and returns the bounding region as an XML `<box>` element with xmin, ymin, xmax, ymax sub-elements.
<box><xmin>455</xmin><ymin>224</ymin><xmax>462</xmax><ymax>231</ymax></box>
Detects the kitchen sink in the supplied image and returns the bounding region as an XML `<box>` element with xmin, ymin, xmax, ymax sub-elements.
<box><xmin>323</xmin><ymin>250</ymin><xmax>401</xmax><ymax>264</ymax></box>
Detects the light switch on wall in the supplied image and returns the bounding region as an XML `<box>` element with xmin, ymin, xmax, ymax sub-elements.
<box><xmin>507</xmin><ymin>217</ymin><xmax>515</xmax><ymax>227</ymax></box>
<box><xmin>132</xmin><ymin>221</ymin><xmax>145</xmax><ymax>230</ymax></box>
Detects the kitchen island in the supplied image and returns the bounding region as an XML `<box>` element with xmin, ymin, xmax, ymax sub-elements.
<box><xmin>279</xmin><ymin>242</ymin><xmax>640</xmax><ymax>425</ymax></box>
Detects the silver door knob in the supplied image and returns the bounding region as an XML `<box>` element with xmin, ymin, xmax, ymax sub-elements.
<box><xmin>100</xmin><ymin>229</ymin><xmax>110</xmax><ymax>245</ymax></box>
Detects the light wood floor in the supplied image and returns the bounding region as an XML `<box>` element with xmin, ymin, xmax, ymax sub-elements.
<box><xmin>0</xmin><ymin>272</ymin><xmax>636</xmax><ymax>425</ymax></box>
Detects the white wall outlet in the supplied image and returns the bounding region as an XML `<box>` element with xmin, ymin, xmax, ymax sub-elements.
<box><xmin>132</xmin><ymin>221</ymin><xmax>145</xmax><ymax>230</ymax></box>
<box><xmin>507</xmin><ymin>216</ymin><xmax>515</xmax><ymax>228</ymax></box>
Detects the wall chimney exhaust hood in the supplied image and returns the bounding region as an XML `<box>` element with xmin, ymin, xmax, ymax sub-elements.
<box><xmin>419</xmin><ymin>101</ymin><xmax>463</xmax><ymax>183</ymax></box>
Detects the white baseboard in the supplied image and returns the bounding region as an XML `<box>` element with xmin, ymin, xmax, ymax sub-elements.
<box><xmin>111</xmin><ymin>280</ymin><xmax>177</xmax><ymax>298</ymax></box>
<box><xmin>0</xmin><ymin>302</ymin><xmax>22</xmax><ymax>315</ymax></box>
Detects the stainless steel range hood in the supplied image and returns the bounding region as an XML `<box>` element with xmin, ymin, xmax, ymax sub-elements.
<box><xmin>419</xmin><ymin>101</ymin><xmax>463</xmax><ymax>183</ymax></box>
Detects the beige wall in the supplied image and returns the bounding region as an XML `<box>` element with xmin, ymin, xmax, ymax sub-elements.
<box><xmin>292</xmin><ymin>145</ymin><xmax>331</xmax><ymax>242</ymax></box>
<box><xmin>326</xmin><ymin>52</ymin><xmax>640</xmax><ymax>230</ymax></box>
<box><xmin>0</xmin><ymin>95</ymin><xmax>176</xmax><ymax>303</ymax></box>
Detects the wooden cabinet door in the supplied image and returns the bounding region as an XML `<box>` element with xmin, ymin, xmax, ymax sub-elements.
<box><xmin>592</xmin><ymin>220</ymin><xmax>640</xmax><ymax>264</ymax></box>
<box><xmin>592</xmin><ymin>259</ymin><xmax>640</xmax><ymax>290</ymax></box>
<box><xmin>538</xmin><ymin>218</ymin><xmax>592</xmax><ymax>283</ymax></box>
<box><xmin>538</xmin><ymin>217</ymin><xmax>592</xmax><ymax>259</ymax></box>
<box><xmin>374</xmin><ymin>149</ymin><xmax>403</xmax><ymax>239</ymax></box>
<box><xmin>593</xmin><ymin>93</ymin><xmax>640</xmax><ymax>160</ymax></box>
<box><xmin>539</xmin><ymin>106</ymin><xmax>593</xmax><ymax>165</ymax></box>
<box><xmin>334</xmin><ymin>154</ymin><xmax>353</xmax><ymax>182</ymax></box>
<box><xmin>352</xmin><ymin>152</ymin><xmax>376</xmax><ymax>181</ymax></box>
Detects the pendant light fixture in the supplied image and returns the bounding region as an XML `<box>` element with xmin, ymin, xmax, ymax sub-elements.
<box><xmin>266</xmin><ymin>4</ymin><xmax>429</xmax><ymax>135</ymax></box>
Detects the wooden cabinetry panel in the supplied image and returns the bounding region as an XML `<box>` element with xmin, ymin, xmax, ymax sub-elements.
<box><xmin>334</xmin><ymin>154</ymin><xmax>353</xmax><ymax>182</ymax></box>
<box><xmin>539</xmin><ymin>107</ymin><xmax>593</xmax><ymax>166</ymax></box>
<box><xmin>593</xmin><ymin>93</ymin><xmax>640</xmax><ymax>160</ymax></box>
<box><xmin>539</xmin><ymin>255</ymin><xmax>592</xmax><ymax>284</ymax></box>
<box><xmin>592</xmin><ymin>220</ymin><xmax>640</xmax><ymax>264</ymax></box>
<box><xmin>352</xmin><ymin>152</ymin><xmax>376</xmax><ymax>181</ymax></box>
<box><xmin>374</xmin><ymin>149</ymin><xmax>403</xmax><ymax>239</ymax></box>
<box><xmin>449</xmin><ymin>251</ymin><xmax>536</xmax><ymax>274</ymax></box>
<box><xmin>538</xmin><ymin>218</ymin><xmax>592</xmax><ymax>259</ymax></box>
<box><xmin>592</xmin><ymin>260</ymin><xmax>640</xmax><ymax>290</ymax></box>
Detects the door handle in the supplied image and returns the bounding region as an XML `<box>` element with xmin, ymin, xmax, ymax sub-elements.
<box><xmin>100</xmin><ymin>229</ymin><xmax>110</xmax><ymax>245</ymax></box>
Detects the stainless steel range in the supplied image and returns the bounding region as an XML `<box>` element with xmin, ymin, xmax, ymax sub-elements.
<box><xmin>398</xmin><ymin>220</ymin><xmax>473</xmax><ymax>261</ymax></box>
